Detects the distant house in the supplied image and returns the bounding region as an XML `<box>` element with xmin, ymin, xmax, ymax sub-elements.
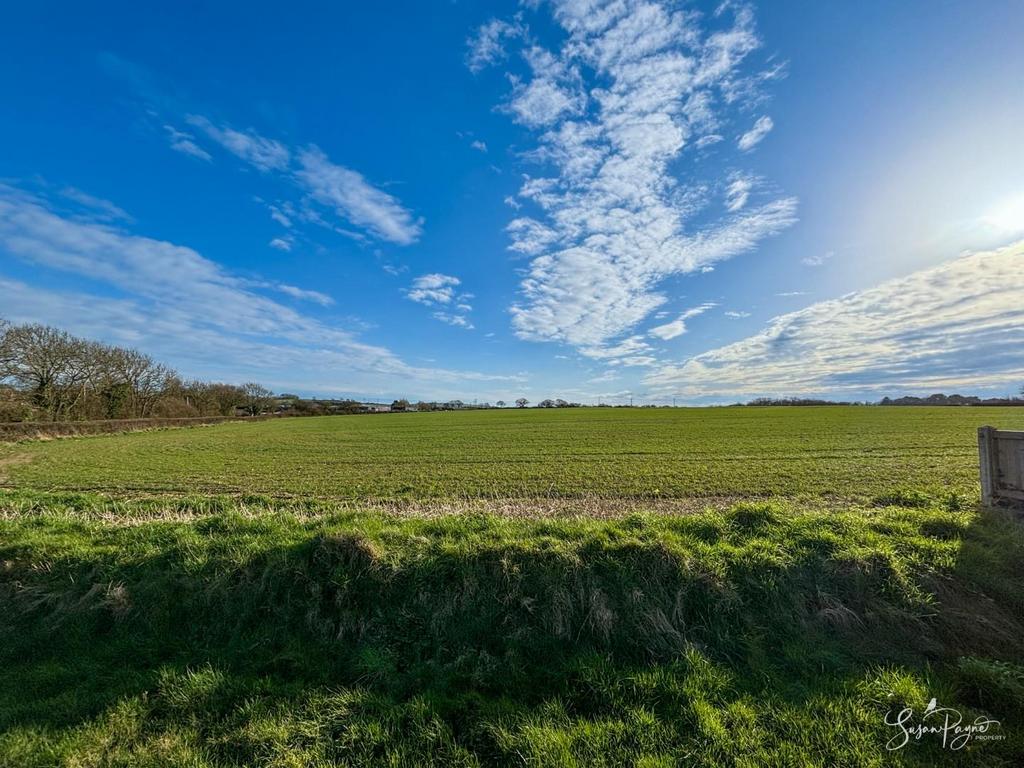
<box><xmin>359</xmin><ymin>403</ymin><xmax>391</xmax><ymax>413</ymax></box>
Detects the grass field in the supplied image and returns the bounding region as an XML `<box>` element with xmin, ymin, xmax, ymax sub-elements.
<box><xmin>2</xmin><ymin>406</ymin><xmax>1023</xmax><ymax>501</ymax></box>
<box><xmin>2</xmin><ymin>407</ymin><xmax>1024</xmax><ymax>766</ymax></box>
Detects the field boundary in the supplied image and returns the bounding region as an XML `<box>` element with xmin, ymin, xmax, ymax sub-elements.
<box><xmin>0</xmin><ymin>490</ymin><xmax>894</xmax><ymax>523</ymax></box>
<box><xmin>0</xmin><ymin>414</ymin><xmax>283</xmax><ymax>443</ymax></box>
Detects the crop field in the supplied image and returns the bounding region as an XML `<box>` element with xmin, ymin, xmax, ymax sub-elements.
<box><xmin>2</xmin><ymin>407</ymin><xmax>1024</xmax><ymax>766</ymax></box>
<box><xmin>2</xmin><ymin>406</ymin><xmax>1023</xmax><ymax>501</ymax></box>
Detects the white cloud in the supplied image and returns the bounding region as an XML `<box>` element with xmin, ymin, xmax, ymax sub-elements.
<box><xmin>406</xmin><ymin>273</ymin><xmax>461</xmax><ymax>305</ymax></box>
<box><xmin>174</xmin><ymin>116</ymin><xmax>421</xmax><ymax>245</ymax></box>
<box><xmin>589</xmin><ymin>370</ymin><xmax>621</xmax><ymax>384</ymax></box>
<box><xmin>648</xmin><ymin>302</ymin><xmax>717</xmax><ymax>340</ymax></box>
<box><xmin>580</xmin><ymin>335</ymin><xmax>653</xmax><ymax>361</ymax></box>
<box><xmin>471</xmin><ymin>140</ymin><xmax>488</xmax><ymax>153</ymax></box>
<box><xmin>645</xmin><ymin>242</ymin><xmax>1024</xmax><ymax>398</ymax></box>
<box><xmin>59</xmin><ymin>186</ymin><xmax>133</xmax><ymax>222</ymax></box>
<box><xmin>269</xmin><ymin>237</ymin><xmax>293</xmax><ymax>252</ymax></box>
<box><xmin>737</xmin><ymin>115</ymin><xmax>773</xmax><ymax>151</ymax></box>
<box><xmin>507</xmin><ymin>54</ymin><xmax>584</xmax><ymax>128</ymax></box>
<box><xmin>492</xmin><ymin>1</ymin><xmax>796</xmax><ymax>353</ymax></box>
<box><xmin>802</xmin><ymin>250</ymin><xmax>833</xmax><ymax>267</ymax></box>
<box><xmin>506</xmin><ymin>217</ymin><xmax>560</xmax><ymax>255</ymax></box>
<box><xmin>295</xmin><ymin>146</ymin><xmax>423</xmax><ymax>245</ymax></box>
<box><xmin>618</xmin><ymin>356</ymin><xmax>658</xmax><ymax>367</ymax></box>
<box><xmin>186</xmin><ymin>115</ymin><xmax>290</xmax><ymax>171</ymax></box>
<box><xmin>724</xmin><ymin>310</ymin><xmax>751</xmax><ymax>318</ymax></box>
<box><xmin>466</xmin><ymin>17</ymin><xmax>524</xmax><ymax>73</ymax></box>
<box><xmin>268</xmin><ymin>202</ymin><xmax>294</xmax><ymax>228</ymax></box>
<box><xmin>0</xmin><ymin>185</ymin><xmax>512</xmax><ymax>396</ymax></box>
<box><xmin>274</xmin><ymin>284</ymin><xmax>334</xmax><ymax>306</ymax></box>
<box><xmin>164</xmin><ymin>125</ymin><xmax>212</xmax><ymax>162</ymax></box>
<box><xmin>776</xmin><ymin>290</ymin><xmax>807</xmax><ymax>297</ymax></box>
<box><xmin>433</xmin><ymin>311</ymin><xmax>474</xmax><ymax>330</ymax></box>
<box><xmin>724</xmin><ymin>173</ymin><xmax>755</xmax><ymax>212</ymax></box>
<box><xmin>404</xmin><ymin>274</ymin><xmax>477</xmax><ymax>330</ymax></box>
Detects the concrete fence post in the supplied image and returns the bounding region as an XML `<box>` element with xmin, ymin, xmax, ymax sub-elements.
<box><xmin>978</xmin><ymin>426</ymin><xmax>997</xmax><ymax>506</ymax></box>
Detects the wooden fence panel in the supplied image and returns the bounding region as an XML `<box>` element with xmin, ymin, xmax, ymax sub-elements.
<box><xmin>979</xmin><ymin>427</ymin><xmax>1024</xmax><ymax>506</ymax></box>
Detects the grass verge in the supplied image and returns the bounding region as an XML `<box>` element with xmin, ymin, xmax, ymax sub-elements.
<box><xmin>1</xmin><ymin>491</ymin><xmax>1022</xmax><ymax>766</ymax></box>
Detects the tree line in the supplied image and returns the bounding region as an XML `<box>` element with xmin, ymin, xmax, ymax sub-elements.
<box><xmin>744</xmin><ymin>392</ymin><xmax>1024</xmax><ymax>407</ymax></box>
<box><xmin>0</xmin><ymin>319</ymin><xmax>274</xmax><ymax>422</ymax></box>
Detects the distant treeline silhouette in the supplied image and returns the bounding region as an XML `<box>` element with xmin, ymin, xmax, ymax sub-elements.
<box><xmin>744</xmin><ymin>393</ymin><xmax>1024</xmax><ymax>407</ymax></box>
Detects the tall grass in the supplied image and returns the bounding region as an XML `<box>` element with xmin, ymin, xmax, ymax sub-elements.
<box><xmin>1</xmin><ymin>491</ymin><xmax>1022</xmax><ymax>765</ymax></box>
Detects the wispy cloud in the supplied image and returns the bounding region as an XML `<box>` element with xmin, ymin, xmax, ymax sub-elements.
<box><xmin>59</xmin><ymin>186</ymin><xmax>133</xmax><ymax>222</ymax></box>
<box><xmin>186</xmin><ymin>115</ymin><xmax>290</xmax><ymax>171</ymax></box>
<box><xmin>802</xmin><ymin>250</ymin><xmax>833</xmax><ymax>267</ymax></box>
<box><xmin>588</xmin><ymin>369</ymin><xmax>621</xmax><ymax>384</ymax></box>
<box><xmin>471</xmin><ymin>139</ymin><xmax>488</xmax><ymax>153</ymax></box>
<box><xmin>268</xmin><ymin>237</ymin><xmax>293</xmax><ymax>252</ymax></box>
<box><xmin>724</xmin><ymin>310</ymin><xmax>751</xmax><ymax>318</ymax></box>
<box><xmin>578</xmin><ymin>335</ymin><xmax>658</xmax><ymax>367</ymax></box>
<box><xmin>466</xmin><ymin>17</ymin><xmax>524</xmax><ymax>73</ymax></box>
<box><xmin>172</xmin><ymin>116</ymin><xmax>422</xmax><ymax>245</ymax></box>
<box><xmin>432</xmin><ymin>311</ymin><xmax>474</xmax><ymax>330</ymax></box>
<box><xmin>0</xmin><ymin>184</ymin><xmax>512</xmax><ymax>395</ymax></box>
<box><xmin>482</xmin><ymin>1</ymin><xmax>795</xmax><ymax>355</ymax></box>
<box><xmin>295</xmin><ymin>146</ymin><xmax>423</xmax><ymax>245</ymax></box>
<box><xmin>737</xmin><ymin>115</ymin><xmax>773</xmax><ymax>151</ymax></box>
<box><xmin>724</xmin><ymin>173</ymin><xmax>756</xmax><ymax>212</ymax></box>
<box><xmin>268</xmin><ymin>202</ymin><xmax>294</xmax><ymax>228</ymax></box>
<box><xmin>110</xmin><ymin>55</ymin><xmax>421</xmax><ymax>246</ymax></box>
<box><xmin>505</xmin><ymin>46</ymin><xmax>585</xmax><ymax>128</ymax></box>
<box><xmin>648</xmin><ymin>302</ymin><xmax>717</xmax><ymax>340</ymax></box>
<box><xmin>274</xmin><ymin>283</ymin><xmax>334</xmax><ymax>306</ymax></box>
<box><xmin>163</xmin><ymin>125</ymin><xmax>212</xmax><ymax>162</ymax></box>
<box><xmin>406</xmin><ymin>273</ymin><xmax>462</xmax><ymax>305</ymax></box>
<box><xmin>645</xmin><ymin>242</ymin><xmax>1024</xmax><ymax>398</ymax></box>
<box><xmin>406</xmin><ymin>273</ymin><xmax>474</xmax><ymax>328</ymax></box>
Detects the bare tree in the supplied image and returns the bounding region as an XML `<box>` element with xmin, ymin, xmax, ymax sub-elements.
<box><xmin>0</xmin><ymin>320</ymin><xmax>283</xmax><ymax>423</ymax></box>
<box><xmin>240</xmin><ymin>382</ymin><xmax>274</xmax><ymax>416</ymax></box>
<box><xmin>4</xmin><ymin>324</ymin><xmax>97</xmax><ymax>420</ymax></box>
<box><xmin>100</xmin><ymin>347</ymin><xmax>175</xmax><ymax>418</ymax></box>
<box><xmin>0</xmin><ymin>319</ymin><xmax>15</xmax><ymax>382</ymax></box>
<box><xmin>175</xmin><ymin>381</ymin><xmax>247</xmax><ymax>416</ymax></box>
<box><xmin>206</xmin><ymin>383</ymin><xmax>247</xmax><ymax>416</ymax></box>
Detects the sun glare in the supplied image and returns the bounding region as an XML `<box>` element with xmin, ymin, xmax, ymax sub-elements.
<box><xmin>982</xmin><ymin>192</ymin><xmax>1024</xmax><ymax>237</ymax></box>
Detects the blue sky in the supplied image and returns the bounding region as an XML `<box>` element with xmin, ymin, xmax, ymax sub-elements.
<box><xmin>1</xmin><ymin>0</ymin><xmax>1022</xmax><ymax>404</ymax></box>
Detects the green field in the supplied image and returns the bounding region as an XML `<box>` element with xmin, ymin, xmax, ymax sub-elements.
<box><xmin>2</xmin><ymin>406</ymin><xmax>1022</xmax><ymax>501</ymax></box>
<box><xmin>2</xmin><ymin>407</ymin><xmax>1024</xmax><ymax>766</ymax></box>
